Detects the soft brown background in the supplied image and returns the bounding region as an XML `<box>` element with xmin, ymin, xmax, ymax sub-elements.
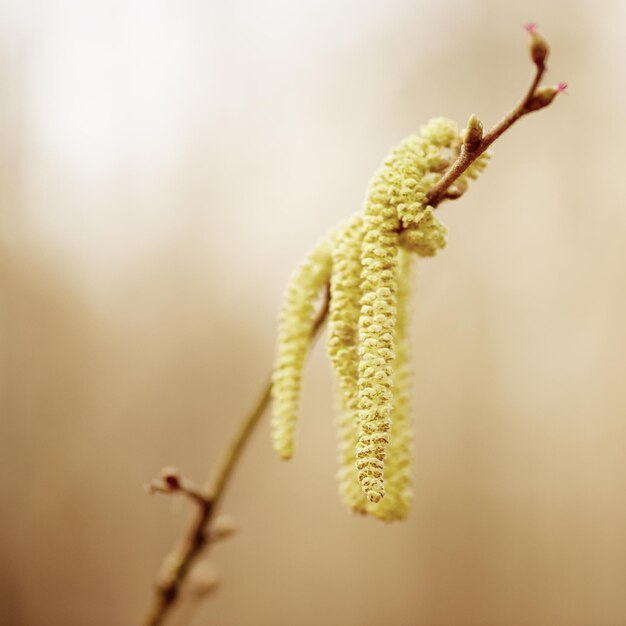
<box><xmin>2</xmin><ymin>1</ymin><xmax>625</xmax><ymax>625</ymax></box>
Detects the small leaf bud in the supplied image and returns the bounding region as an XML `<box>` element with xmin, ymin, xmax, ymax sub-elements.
<box><xmin>461</xmin><ymin>114</ymin><xmax>483</xmax><ymax>152</ymax></box>
<box><xmin>209</xmin><ymin>515</ymin><xmax>239</xmax><ymax>542</ymax></box>
<box><xmin>189</xmin><ymin>564</ymin><xmax>219</xmax><ymax>598</ymax></box>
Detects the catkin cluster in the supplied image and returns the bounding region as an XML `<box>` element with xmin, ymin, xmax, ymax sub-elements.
<box><xmin>271</xmin><ymin>118</ymin><xmax>489</xmax><ymax>521</ymax></box>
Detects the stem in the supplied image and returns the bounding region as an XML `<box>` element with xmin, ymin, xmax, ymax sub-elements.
<box><xmin>142</xmin><ymin>288</ymin><xmax>330</xmax><ymax>626</ymax></box>
<box><xmin>142</xmin><ymin>35</ymin><xmax>562</xmax><ymax>626</ymax></box>
<box><xmin>426</xmin><ymin>62</ymin><xmax>546</xmax><ymax>208</ymax></box>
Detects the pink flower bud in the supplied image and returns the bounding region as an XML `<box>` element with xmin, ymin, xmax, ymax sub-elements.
<box><xmin>524</xmin><ymin>22</ymin><xmax>549</xmax><ymax>67</ymax></box>
<box><xmin>527</xmin><ymin>82</ymin><xmax>567</xmax><ymax>111</ymax></box>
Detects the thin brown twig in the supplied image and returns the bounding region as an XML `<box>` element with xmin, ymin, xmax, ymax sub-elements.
<box><xmin>426</xmin><ymin>60</ymin><xmax>549</xmax><ymax>208</ymax></box>
<box><xmin>145</xmin><ymin>468</ymin><xmax>208</xmax><ymax>507</ymax></box>
<box><xmin>142</xmin><ymin>287</ymin><xmax>331</xmax><ymax>626</ymax></box>
<box><xmin>141</xmin><ymin>30</ymin><xmax>562</xmax><ymax>626</ymax></box>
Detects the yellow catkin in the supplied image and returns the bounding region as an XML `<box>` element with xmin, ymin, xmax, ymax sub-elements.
<box><xmin>337</xmin><ymin>410</ymin><xmax>369</xmax><ymax>513</ymax></box>
<box><xmin>356</xmin><ymin>177</ymin><xmax>400</xmax><ymax>503</ymax></box>
<box><xmin>420</xmin><ymin>116</ymin><xmax>460</xmax><ymax>148</ymax></box>
<box><xmin>328</xmin><ymin>215</ymin><xmax>369</xmax><ymax>513</ymax></box>
<box><xmin>366</xmin><ymin>249</ymin><xmax>413</xmax><ymax>521</ymax></box>
<box><xmin>399</xmin><ymin>206</ymin><xmax>448</xmax><ymax>257</ymax></box>
<box><xmin>271</xmin><ymin>235</ymin><xmax>333</xmax><ymax>459</ymax></box>
<box><xmin>271</xmin><ymin>117</ymin><xmax>490</xmax><ymax>521</ymax></box>
<box><xmin>353</xmin><ymin>121</ymin><xmax>450</xmax><ymax>504</ymax></box>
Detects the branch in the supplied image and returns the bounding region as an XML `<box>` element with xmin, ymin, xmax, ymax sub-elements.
<box><xmin>140</xmin><ymin>25</ymin><xmax>564</xmax><ymax>626</ymax></box>
<box><xmin>426</xmin><ymin>23</ymin><xmax>566</xmax><ymax>209</ymax></box>
<box><xmin>141</xmin><ymin>287</ymin><xmax>331</xmax><ymax>626</ymax></box>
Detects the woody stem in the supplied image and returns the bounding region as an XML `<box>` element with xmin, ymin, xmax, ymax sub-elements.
<box><xmin>426</xmin><ymin>62</ymin><xmax>546</xmax><ymax>208</ymax></box>
<box><xmin>141</xmin><ymin>288</ymin><xmax>330</xmax><ymax>626</ymax></box>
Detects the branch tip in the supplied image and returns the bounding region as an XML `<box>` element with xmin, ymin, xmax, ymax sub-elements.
<box><xmin>146</xmin><ymin>467</ymin><xmax>209</xmax><ymax>506</ymax></box>
<box><xmin>161</xmin><ymin>467</ymin><xmax>182</xmax><ymax>490</ymax></box>
<box><xmin>524</xmin><ymin>22</ymin><xmax>549</xmax><ymax>67</ymax></box>
<box><xmin>526</xmin><ymin>82</ymin><xmax>567</xmax><ymax>111</ymax></box>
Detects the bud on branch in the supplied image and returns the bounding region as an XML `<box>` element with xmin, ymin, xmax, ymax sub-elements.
<box><xmin>524</xmin><ymin>22</ymin><xmax>549</xmax><ymax>67</ymax></box>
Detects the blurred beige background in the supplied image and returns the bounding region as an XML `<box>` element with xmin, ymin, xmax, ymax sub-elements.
<box><xmin>2</xmin><ymin>1</ymin><xmax>626</xmax><ymax>625</ymax></box>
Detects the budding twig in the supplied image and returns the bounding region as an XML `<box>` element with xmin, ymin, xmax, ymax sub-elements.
<box><xmin>141</xmin><ymin>26</ymin><xmax>564</xmax><ymax>626</ymax></box>
<box><xmin>426</xmin><ymin>24</ymin><xmax>565</xmax><ymax>209</ymax></box>
<box><xmin>141</xmin><ymin>288</ymin><xmax>330</xmax><ymax>626</ymax></box>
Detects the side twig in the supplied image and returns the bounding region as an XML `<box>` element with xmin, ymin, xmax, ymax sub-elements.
<box><xmin>141</xmin><ymin>25</ymin><xmax>564</xmax><ymax>626</ymax></box>
<box><xmin>427</xmin><ymin>23</ymin><xmax>565</xmax><ymax>208</ymax></box>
